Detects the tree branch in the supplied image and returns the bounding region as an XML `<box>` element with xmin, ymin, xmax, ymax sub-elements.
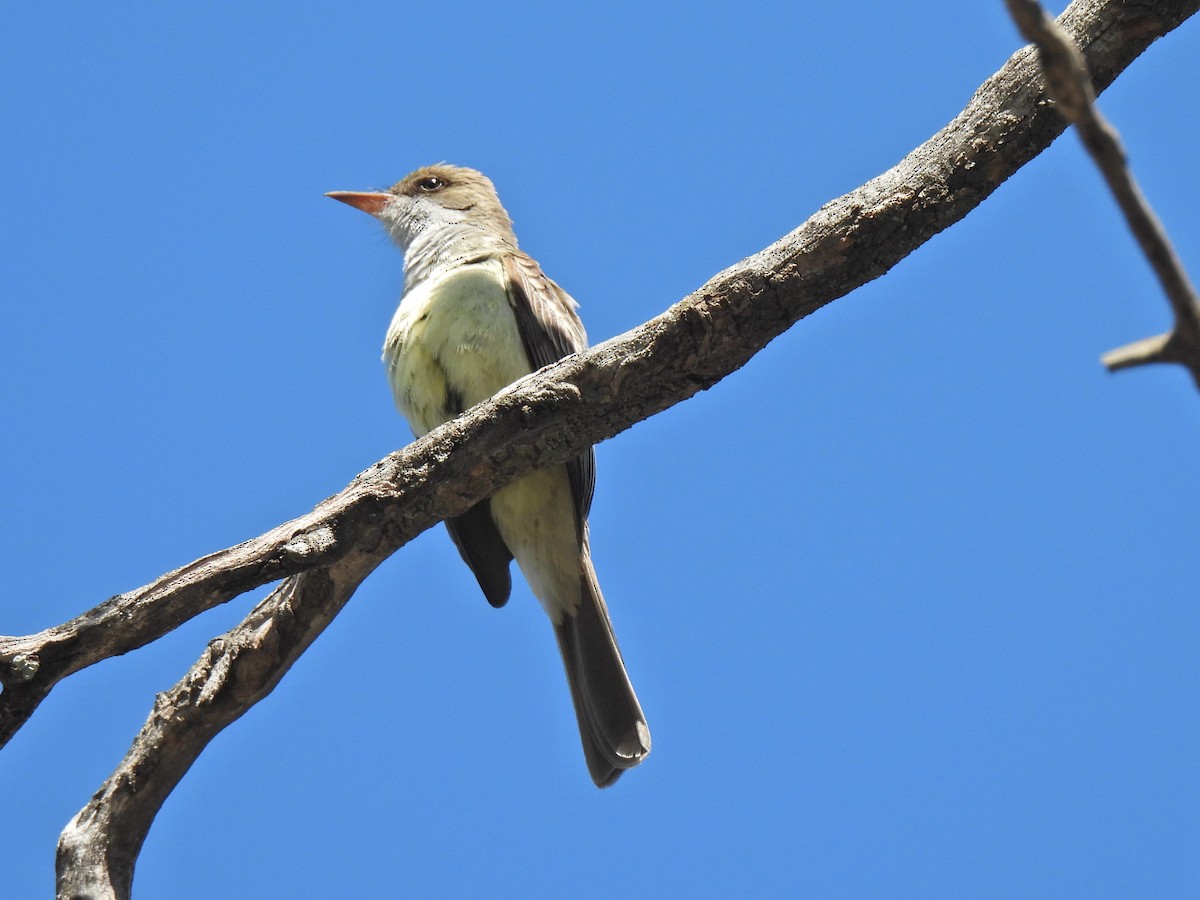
<box><xmin>56</xmin><ymin>556</ymin><xmax>377</xmax><ymax>900</ymax></box>
<box><xmin>1006</xmin><ymin>0</ymin><xmax>1200</xmax><ymax>385</ymax></box>
<box><xmin>9</xmin><ymin>0</ymin><xmax>1193</xmax><ymax>893</ymax></box>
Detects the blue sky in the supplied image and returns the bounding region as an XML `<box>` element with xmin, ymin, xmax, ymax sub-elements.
<box><xmin>3</xmin><ymin>2</ymin><xmax>1199</xmax><ymax>897</ymax></box>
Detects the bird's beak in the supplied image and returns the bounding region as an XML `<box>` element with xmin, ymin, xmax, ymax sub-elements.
<box><xmin>325</xmin><ymin>191</ymin><xmax>390</xmax><ymax>216</ymax></box>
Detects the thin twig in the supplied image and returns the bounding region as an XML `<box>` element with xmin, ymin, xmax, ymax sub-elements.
<box><xmin>1006</xmin><ymin>0</ymin><xmax>1200</xmax><ymax>386</ymax></box>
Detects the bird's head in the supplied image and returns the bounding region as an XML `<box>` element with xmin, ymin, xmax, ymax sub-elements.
<box><xmin>326</xmin><ymin>164</ymin><xmax>516</xmax><ymax>252</ymax></box>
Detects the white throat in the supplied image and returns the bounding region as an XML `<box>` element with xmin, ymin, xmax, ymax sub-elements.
<box><xmin>400</xmin><ymin>222</ymin><xmax>513</xmax><ymax>291</ymax></box>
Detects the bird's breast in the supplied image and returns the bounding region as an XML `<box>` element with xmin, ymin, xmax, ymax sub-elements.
<box><xmin>383</xmin><ymin>259</ymin><xmax>530</xmax><ymax>435</ymax></box>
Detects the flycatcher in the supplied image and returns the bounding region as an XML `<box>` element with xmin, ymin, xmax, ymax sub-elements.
<box><xmin>327</xmin><ymin>165</ymin><xmax>650</xmax><ymax>786</ymax></box>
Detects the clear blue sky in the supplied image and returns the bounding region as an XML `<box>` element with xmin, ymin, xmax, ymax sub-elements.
<box><xmin>3</xmin><ymin>2</ymin><xmax>1199</xmax><ymax>897</ymax></box>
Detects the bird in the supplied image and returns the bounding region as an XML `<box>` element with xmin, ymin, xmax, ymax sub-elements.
<box><xmin>327</xmin><ymin>165</ymin><xmax>650</xmax><ymax>786</ymax></box>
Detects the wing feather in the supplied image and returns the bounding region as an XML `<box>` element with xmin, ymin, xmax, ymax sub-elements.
<box><xmin>502</xmin><ymin>253</ymin><xmax>596</xmax><ymax>528</ymax></box>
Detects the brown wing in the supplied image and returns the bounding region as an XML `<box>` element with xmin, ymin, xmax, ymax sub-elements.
<box><xmin>502</xmin><ymin>252</ymin><xmax>595</xmax><ymax>528</ymax></box>
<box><xmin>445</xmin><ymin>503</ymin><xmax>513</xmax><ymax>608</ymax></box>
<box><xmin>432</xmin><ymin>348</ymin><xmax>514</xmax><ymax>608</ymax></box>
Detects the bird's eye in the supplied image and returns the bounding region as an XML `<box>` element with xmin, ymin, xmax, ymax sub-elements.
<box><xmin>416</xmin><ymin>176</ymin><xmax>445</xmax><ymax>192</ymax></box>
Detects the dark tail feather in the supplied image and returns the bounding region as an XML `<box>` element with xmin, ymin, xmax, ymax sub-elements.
<box><xmin>553</xmin><ymin>535</ymin><xmax>650</xmax><ymax>787</ymax></box>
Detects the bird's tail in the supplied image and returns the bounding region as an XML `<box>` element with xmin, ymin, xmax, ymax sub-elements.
<box><xmin>553</xmin><ymin>534</ymin><xmax>651</xmax><ymax>787</ymax></box>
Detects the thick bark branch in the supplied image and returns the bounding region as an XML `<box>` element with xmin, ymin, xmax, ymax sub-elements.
<box><xmin>1006</xmin><ymin>0</ymin><xmax>1200</xmax><ymax>385</ymax></box>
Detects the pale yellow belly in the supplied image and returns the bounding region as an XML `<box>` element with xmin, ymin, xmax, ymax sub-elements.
<box><xmin>384</xmin><ymin>260</ymin><xmax>531</xmax><ymax>434</ymax></box>
<box><xmin>384</xmin><ymin>259</ymin><xmax>581</xmax><ymax>620</ymax></box>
